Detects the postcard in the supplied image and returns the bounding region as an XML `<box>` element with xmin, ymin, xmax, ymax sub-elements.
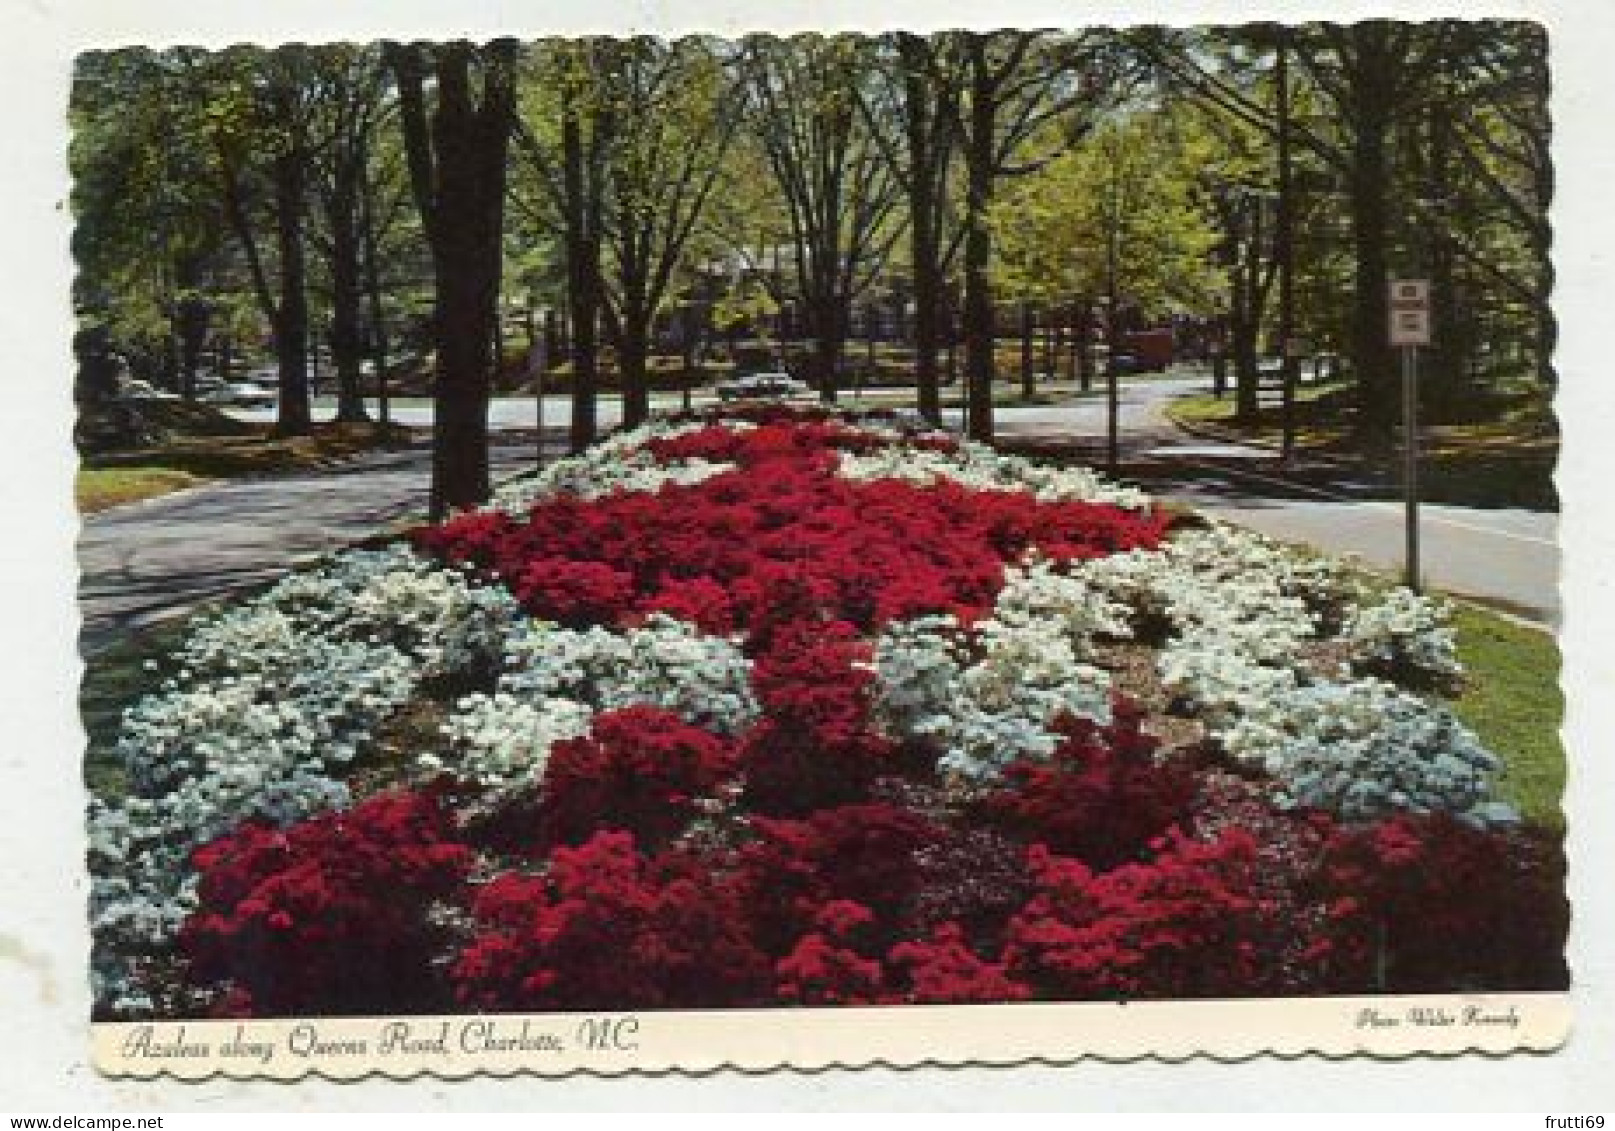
<box><xmin>54</xmin><ymin>15</ymin><xmax>1584</xmax><ymax>1086</ymax></box>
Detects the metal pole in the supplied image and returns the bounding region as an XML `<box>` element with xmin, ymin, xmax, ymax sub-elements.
<box><xmin>534</xmin><ymin>308</ymin><xmax>550</xmax><ymax>467</ymax></box>
<box><xmin>1402</xmin><ymin>343</ymin><xmax>1420</xmax><ymax>591</ymax></box>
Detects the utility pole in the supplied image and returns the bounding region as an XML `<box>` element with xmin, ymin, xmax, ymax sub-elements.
<box><xmin>1276</xmin><ymin>29</ymin><xmax>1298</xmax><ymax>463</ymax></box>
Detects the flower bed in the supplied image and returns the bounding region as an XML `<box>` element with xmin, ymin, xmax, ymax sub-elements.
<box><xmin>88</xmin><ymin>405</ymin><xmax>1567</xmax><ymax>1018</ymax></box>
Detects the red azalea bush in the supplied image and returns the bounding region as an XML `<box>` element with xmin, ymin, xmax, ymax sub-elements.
<box><xmin>977</xmin><ymin>704</ymin><xmax>1200</xmax><ymax>870</ymax></box>
<box><xmin>450</xmin><ymin>831</ymin><xmax>773</xmax><ymax>1011</ymax></box>
<box><xmin>1313</xmin><ymin>813</ymin><xmax>1570</xmax><ymax>992</ymax></box>
<box><xmin>738</xmin><ymin>620</ymin><xmax>909</xmax><ymax>814</ymax></box>
<box><xmin>179</xmin><ymin>791</ymin><xmax>473</xmax><ymax>1016</ymax></box>
<box><xmin>538</xmin><ymin>706</ymin><xmax>739</xmax><ymax>851</ymax></box>
<box><xmin>1003</xmin><ymin>830</ymin><xmax>1291</xmax><ymax>999</ymax></box>
<box><xmin>772</xmin><ymin>905</ymin><xmax>1031</xmax><ymax>1006</ymax></box>
<box><xmin>773</xmin><ymin>899</ymin><xmax>888</xmax><ymax>1005</ymax></box>
<box><xmin>887</xmin><ymin>924</ymin><xmax>1030</xmax><ymax>1005</ymax></box>
<box><xmin>725</xmin><ymin>801</ymin><xmax>944</xmax><ymax>954</ymax></box>
<box><xmin>645</xmin><ymin>420</ymin><xmax>888</xmax><ymax>465</ymax></box>
<box><xmin>908</xmin><ymin>825</ymin><xmax>1037</xmax><ymax>949</ymax></box>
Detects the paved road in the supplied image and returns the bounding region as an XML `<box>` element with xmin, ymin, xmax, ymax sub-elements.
<box><xmin>938</xmin><ymin>377</ymin><xmax>1558</xmax><ymax>624</ymax></box>
<box><xmin>1152</xmin><ymin>465</ymin><xmax>1559</xmax><ymax>626</ymax></box>
<box><xmin>77</xmin><ymin>442</ymin><xmax>543</xmax><ymax>655</ymax></box>
<box><xmin>81</xmin><ymin>374</ymin><xmax>1558</xmax><ymax>654</ymax></box>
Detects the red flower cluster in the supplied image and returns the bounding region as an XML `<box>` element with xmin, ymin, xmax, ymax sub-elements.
<box><xmin>644</xmin><ymin>420</ymin><xmax>889</xmax><ymax>464</ymax></box>
<box><xmin>978</xmin><ymin>705</ymin><xmax>1200</xmax><ymax>870</ymax></box>
<box><xmin>180</xmin><ymin>791</ymin><xmax>472</xmax><ymax>1015</ymax></box>
<box><xmin>1314</xmin><ymin>813</ymin><xmax>1570</xmax><ymax>993</ymax></box>
<box><xmin>738</xmin><ymin>620</ymin><xmax>909</xmax><ymax>814</ymax></box>
<box><xmin>539</xmin><ymin>706</ymin><xmax>738</xmax><ymax>852</ymax></box>
<box><xmin>450</xmin><ymin>831</ymin><xmax>773</xmax><ymax>1011</ymax></box>
<box><xmin>1003</xmin><ymin>829</ymin><xmax>1288</xmax><ymax>999</ymax></box>
<box><xmin>412</xmin><ymin>429</ymin><xmax>1168</xmax><ymax>636</ymax></box>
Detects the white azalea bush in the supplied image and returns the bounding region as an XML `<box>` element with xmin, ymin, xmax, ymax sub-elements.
<box><xmin>433</xmin><ymin>693</ymin><xmax>595</xmax><ymax>791</ymax></box>
<box><xmin>1235</xmin><ymin>678</ymin><xmax>1512</xmax><ymax>825</ymax></box>
<box><xmin>839</xmin><ymin>437</ymin><xmax>1153</xmax><ymax>510</ymax></box>
<box><xmin>491</xmin><ymin>417</ymin><xmax>746</xmax><ymax>512</ymax></box>
<box><xmin>873</xmin><ymin>561</ymin><xmax>1123</xmax><ymax>778</ymax></box>
<box><xmin>1086</xmin><ymin>523</ymin><xmax>1510</xmax><ymax>827</ymax></box>
<box><xmin>431</xmin><ymin>613</ymin><xmax>758</xmax><ymax>791</ymax></box>
<box><xmin>88</xmin><ymin>545</ymin><xmax>523</xmax><ymax>1012</ymax></box>
<box><xmin>1081</xmin><ymin>523</ymin><xmax>1353</xmax><ymax>650</ymax></box>
<box><xmin>1343</xmin><ymin>587</ymin><xmax>1464</xmax><ymax>683</ymax></box>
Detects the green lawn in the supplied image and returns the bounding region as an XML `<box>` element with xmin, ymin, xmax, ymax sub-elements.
<box><xmin>78</xmin><ymin>420</ymin><xmax>417</xmax><ymax>514</ymax></box>
<box><xmin>1164</xmin><ymin>382</ymin><xmax>1558</xmax><ymax>510</ymax></box>
<box><xmin>81</xmin><ymin>616</ymin><xmax>195</xmax><ymax>800</ymax></box>
<box><xmin>1449</xmin><ymin>603</ymin><xmax>1564</xmax><ymax>828</ymax></box>
<box><xmin>76</xmin><ymin>466</ymin><xmax>209</xmax><ymax>513</ymax></box>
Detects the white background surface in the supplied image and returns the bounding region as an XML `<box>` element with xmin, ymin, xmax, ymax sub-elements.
<box><xmin>1</xmin><ymin>0</ymin><xmax>1611</xmax><ymax>1111</ymax></box>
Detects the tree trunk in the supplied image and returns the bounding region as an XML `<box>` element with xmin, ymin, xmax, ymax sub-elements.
<box><xmin>427</xmin><ymin>51</ymin><xmax>510</xmax><ymax>513</ymax></box>
<box><xmin>619</xmin><ymin>320</ymin><xmax>651</xmax><ymax>428</ymax></box>
<box><xmin>362</xmin><ymin>223</ymin><xmax>390</xmax><ymax>427</ymax></box>
<box><xmin>899</xmin><ymin>37</ymin><xmax>946</xmax><ymax>424</ymax></box>
<box><xmin>175</xmin><ymin>281</ymin><xmax>210</xmax><ymax>400</ymax></box>
<box><xmin>961</xmin><ymin>60</ymin><xmax>997</xmax><ymax>443</ymax></box>
<box><xmin>391</xmin><ymin>42</ymin><xmax>515</xmax><ymax>515</ymax></box>
<box><xmin>1346</xmin><ymin>33</ymin><xmax>1397</xmax><ymax>449</ymax></box>
<box><xmin>1425</xmin><ymin>97</ymin><xmax>1466</xmax><ymax>414</ymax></box>
<box><xmin>359</xmin><ymin>154</ymin><xmax>390</xmax><ymax>426</ymax></box>
<box><xmin>810</xmin><ymin>293</ymin><xmax>845</xmax><ymax>402</ymax></box>
<box><xmin>1232</xmin><ymin>308</ymin><xmax>1260</xmax><ymax>421</ymax></box>
<box><xmin>329</xmin><ymin>164</ymin><xmax>370</xmax><ymax>424</ymax></box>
<box><xmin>1233</xmin><ymin>202</ymin><xmax>1262</xmax><ymax>424</ymax></box>
<box><xmin>272</xmin><ymin>141</ymin><xmax>313</xmax><ymax>437</ymax></box>
<box><xmin>1076</xmin><ymin>302</ymin><xmax>1094</xmax><ymax>392</ymax></box>
<box><xmin>910</xmin><ymin>224</ymin><xmax>943</xmax><ymax>424</ymax></box>
<box><xmin>563</xmin><ymin>107</ymin><xmax>601</xmax><ymax>453</ymax></box>
<box><xmin>1042</xmin><ymin>309</ymin><xmax>1055</xmax><ymax>378</ymax></box>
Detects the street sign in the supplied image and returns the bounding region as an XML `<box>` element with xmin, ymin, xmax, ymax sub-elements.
<box><xmin>1390</xmin><ymin>307</ymin><xmax>1431</xmax><ymax>347</ymax></box>
<box><xmin>1389</xmin><ymin>279</ymin><xmax>1430</xmax><ymax>306</ymax></box>
<box><xmin>1388</xmin><ymin>278</ymin><xmax>1431</xmax><ymax>347</ymax></box>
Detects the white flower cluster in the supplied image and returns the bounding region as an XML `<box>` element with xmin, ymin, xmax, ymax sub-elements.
<box><xmin>1343</xmin><ymin>588</ymin><xmax>1464</xmax><ymax>681</ymax></box>
<box><xmin>89</xmin><ymin>545</ymin><xmax>523</xmax><ymax>1014</ymax></box>
<box><xmin>434</xmin><ymin>693</ymin><xmax>594</xmax><ymax>791</ymax></box>
<box><xmin>873</xmin><ymin>561</ymin><xmax>1121</xmax><ymax>779</ymax></box>
<box><xmin>837</xmin><ymin>440</ymin><xmax>1153</xmax><ymax>510</ymax></box>
<box><xmin>1082</xmin><ymin>523</ymin><xmax>1350</xmax><ymax>656</ymax></box>
<box><xmin>434</xmin><ymin>613</ymin><xmax>757</xmax><ymax>790</ymax></box>
<box><xmin>1221</xmin><ymin>677</ymin><xmax>1513</xmax><ymax>826</ymax></box>
<box><xmin>1079</xmin><ymin>523</ymin><xmax>1509</xmax><ymax>827</ymax></box>
<box><xmin>492</xmin><ymin>418</ymin><xmax>746</xmax><ymax>512</ymax></box>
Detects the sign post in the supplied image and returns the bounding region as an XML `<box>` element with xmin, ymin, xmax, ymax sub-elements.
<box><xmin>1388</xmin><ymin>279</ymin><xmax>1431</xmax><ymax>591</ymax></box>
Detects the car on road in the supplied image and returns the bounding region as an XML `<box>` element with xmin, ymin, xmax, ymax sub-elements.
<box><xmin>116</xmin><ymin>378</ymin><xmax>180</xmax><ymax>402</ymax></box>
<box><xmin>201</xmin><ymin>382</ymin><xmax>278</xmax><ymax>409</ymax></box>
<box><xmin>715</xmin><ymin>371</ymin><xmax>811</xmax><ymax>401</ymax></box>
